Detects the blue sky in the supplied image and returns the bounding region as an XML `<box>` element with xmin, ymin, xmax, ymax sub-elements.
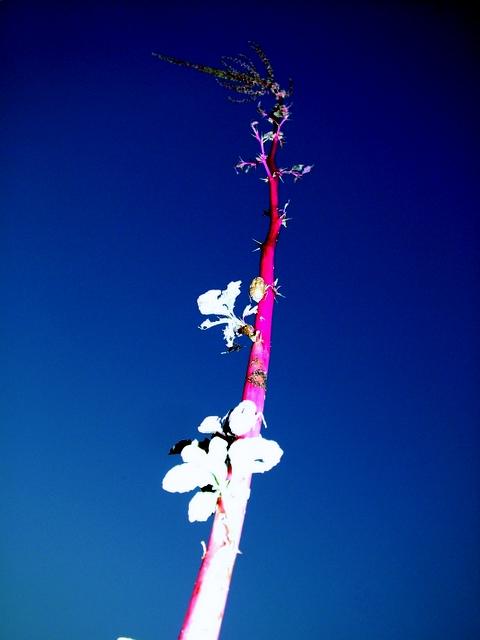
<box><xmin>1</xmin><ymin>1</ymin><xmax>479</xmax><ymax>639</ymax></box>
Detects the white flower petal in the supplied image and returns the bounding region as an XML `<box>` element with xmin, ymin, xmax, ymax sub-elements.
<box><xmin>163</xmin><ymin>436</ymin><xmax>230</xmax><ymax>498</ymax></box>
<box><xmin>162</xmin><ymin>463</ymin><xmax>213</xmax><ymax>493</ymax></box>
<box><xmin>183</xmin><ymin>438</ymin><xmax>228</xmax><ymax>483</ymax></box>
<box><xmin>242</xmin><ymin>303</ymin><xmax>258</xmax><ymax>318</ymax></box>
<box><xmin>198</xmin><ymin>415</ymin><xmax>222</xmax><ymax>433</ymax></box>
<box><xmin>199</xmin><ymin>318</ymin><xmax>228</xmax><ymax>330</ymax></box>
<box><xmin>229</xmin><ymin>400</ymin><xmax>258</xmax><ymax>436</ymax></box>
<box><xmin>224</xmin><ymin>281</ymin><xmax>242</xmax><ymax>306</ymax></box>
<box><xmin>229</xmin><ymin>437</ymin><xmax>283</xmax><ymax>474</ymax></box>
<box><xmin>181</xmin><ymin>440</ymin><xmax>207</xmax><ymax>464</ymax></box>
<box><xmin>207</xmin><ymin>437</ymin><xmax>229</xmax><ymax>484</ymax></box>
<box><xmin>188</xmin><ymin>490</ymin><xmax>218</xmax><ymax>522</ymax></box>
<box><xmin>197</xmin><ymin>282</ymin><xmax>256</xmax><ymax>349</ymax></box>
<box><xmin>223</xmin><ymin>322</ymin><xmax>237</xmax><ymax>347</ymax></box>
<box><xmin>197</xmin><ymin>289</ymin><xmax>224</xmax><ymax>316</ymax></box>
<box><xmin>208</xmin><ymin>435</ymin><xmax>228</xmax><ymax>457</ymax></box>
<box><xmin>197</xmin><ymin>281</ymin><xmax>241</xmax><ymax>316</ymax></box>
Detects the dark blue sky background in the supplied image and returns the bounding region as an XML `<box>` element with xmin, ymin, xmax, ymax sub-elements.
<box><xmin>1</xmin><ymin>1</ymin><xmax>479</xmax><ymax>639</ymax></box>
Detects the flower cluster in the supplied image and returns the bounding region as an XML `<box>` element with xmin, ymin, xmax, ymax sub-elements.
<box><xmin>163</xmin><ymin>400</ymin><xmax>283</xmax><ymax>522</ymax></box>
<box><xmin>197</xmin><ymin>280</ymin><xmax>258</xmax><ymax>349</ymax></box>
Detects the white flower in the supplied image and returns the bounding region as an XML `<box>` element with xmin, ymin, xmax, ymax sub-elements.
<box><xmin>198</xmin><ymin>415</ymin><xmax>222</xmax><ymax>434</ymax></box>
<box><xmin>162</xmin><ymin>438</ymin><xmax>229</xmax><ymax>522</ymax></box>
<box><xmin>229</xmin><ymin>436</ymin><xmax>283</xmax><ymax>475</ymax></box>
<box><xmin>197</xmin><ymin>400</ymin><xmax>263</xmax><ymax>437</ymax></box>
<box><xmin>197</xmin><ymin>280</ymin><xmax>240</xmax><ymax>316</ymax></box>
<box><xmin>163</xmin><ymin>436</ymin><xmax>283</xmax><ymax>522</ymax></box>
<box><xmin>228</xmin><ymin>400</ymin><xmax>260</xmax><ymax>436</ymax></box>
<box><xmin>197</xmin><ymin>281</ymin><xmax>257</xmax><ymax>348</ymax></box>
<box><xmin>163</xmin><ymin>402</ymin><xmax>283</xmax><ymax>522</ymax></box>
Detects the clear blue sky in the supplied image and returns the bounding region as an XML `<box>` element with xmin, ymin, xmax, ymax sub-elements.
<box><xmin>1</xmin><ymin>1</ymin><xmax>479</xmax><ymax>639</ymax></box>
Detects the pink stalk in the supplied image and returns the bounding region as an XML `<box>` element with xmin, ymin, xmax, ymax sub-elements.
<box><xmin>179</xmin><ymin>106</ymin><xmax>285</xmax><ymax>640</ymax></box>
<box><xmin>153</xmin><ymin>42</ymin><xmax>311</xmax><ymax>640</ymax></box>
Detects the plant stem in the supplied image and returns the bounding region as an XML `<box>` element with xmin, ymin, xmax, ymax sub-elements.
<box><xmin>178</xmin><ymin>108</ymin><xmax>284</xmax><ymax>640</ymax></box>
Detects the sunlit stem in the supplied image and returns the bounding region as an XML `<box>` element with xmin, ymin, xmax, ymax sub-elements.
<box><xmin>178</xmin><ymin>101</ymin><xmax>285</xmax><ymax>640</ymax></box>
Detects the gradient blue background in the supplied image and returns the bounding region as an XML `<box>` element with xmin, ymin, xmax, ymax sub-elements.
<box><xmin>1</xmin><ymin>1</ymin><xmax>479</xmax><ymax>639</ymax></box>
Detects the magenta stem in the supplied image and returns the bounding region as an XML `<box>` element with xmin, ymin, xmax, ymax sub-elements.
<box><xmin>178</xmin><ymin>104</ymin><xmax>284</xmax><ymax>640</ymax></box>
